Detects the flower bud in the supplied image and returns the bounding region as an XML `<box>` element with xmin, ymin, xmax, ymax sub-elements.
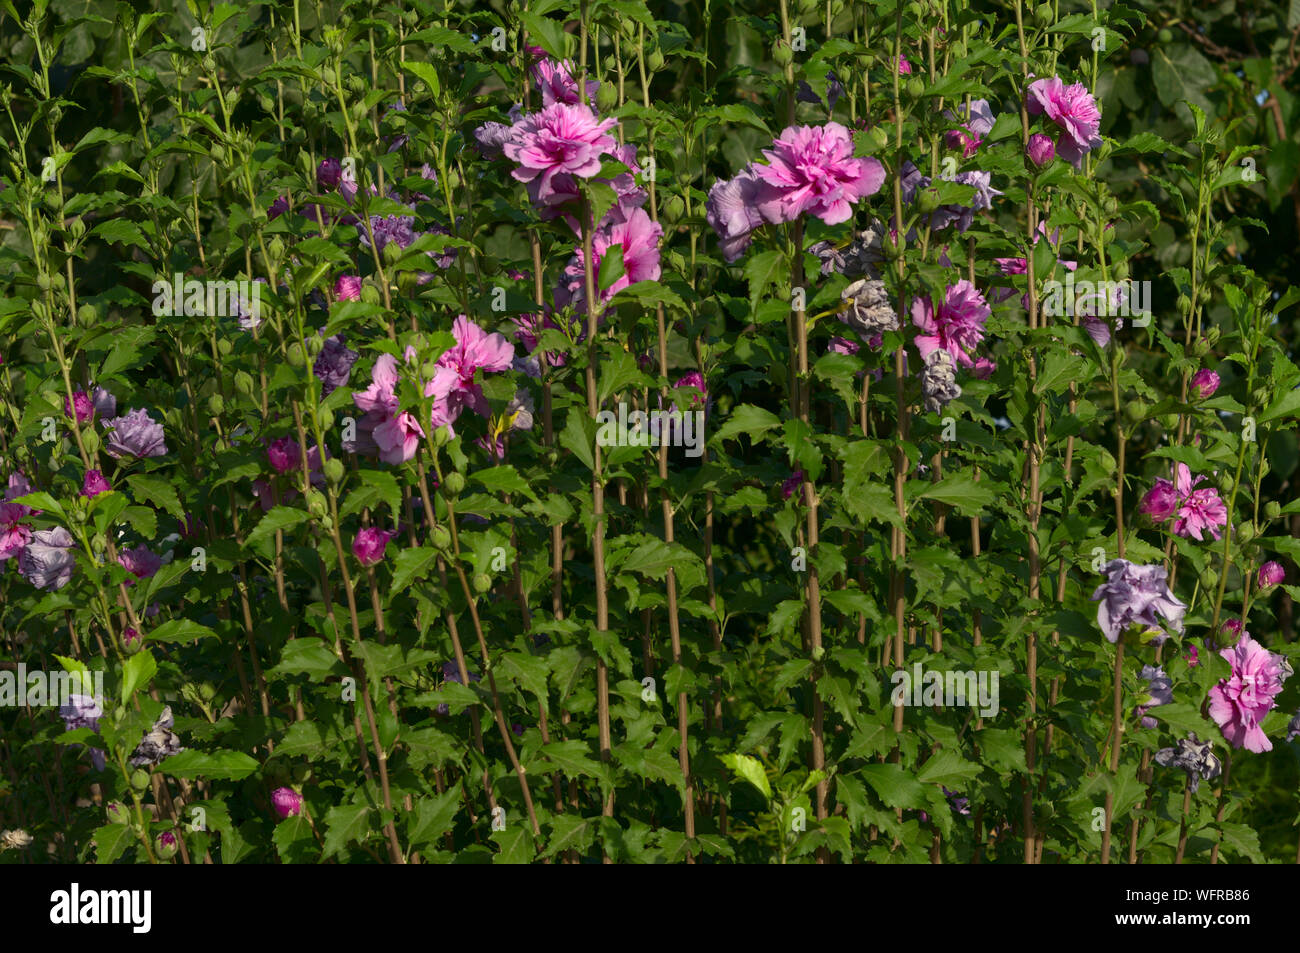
<box><xmin>442</xmin><ymin>472</ymin><xmax>466</xmax><ymax>497</ymax></box>
<box><xmin>287</xmin><ymin>342</ymin><xmax>306</xmax><ymax>367</ymax></box>
<box><xmin>324</xmin><ymin>457</ymin><xmax>345</xmax><ymax>485</ymax></box>
<box><xmin>77</xmin><ymin>303</ymin><xmax>97</xmax><ymax>327</ymax></box>
<box><xmin>596</xmin><ymin>82</ymin><xmax>618</xmax><ymax>113</ymax></box>
<box><xmin>1199</xmin><ymin>566</ymin><xmax>1218</xmax><ymax>589</ymax></box>
<box><xmin>906</xmin><ymin>77</ymin><xmax>925</xmax><ymax>98</ymax></box>
<box><xmin>306</xmin><ymin>489</ymin><xmax>328</xmax><ymax>518</ymax></box>
<box><xmin>105</xmin><ymin>801</ymin><xmax>129</xmax><ymax>825</ymax></box>
<box><xmin>1035</xmin><ymin>3</ymin><xmax>1053</xmax><ymax>26</ymax></box>
<box><xmin>473</xmin><ymin>572</ymin><xmax>492</xmax><ymax>593</ymax></box>
<box><xmin>647</xmin><ymin>49</ymin><xmax>665</xmax><ymax>71</ymax></box>
<box><xmin>431</xmin><ymin>524</ymin><xmax>452</xmax><ymax>550</ymax></box>
<box><xmin>234</xmin><ymin>370</ymin><xmax>254</xmax><ymax>395</ymax></box>
<box><xmin>218</xmin><ymin>338</ymin><xmax>233</xmax><ymax>356</ymax></box>
<box><xmin>661</xmin><ymin>194</ymin><xmax>685</xmax><ymax>224</ymax></box>
<box><xmin>1265</xmin><ymin>501</ymin><xmax>1282</xmax><ymax>520</ymax></box>
<box><xmin>772</xmin><ymin>39</ymin><xmax>794</xmax><ymax>68</ymax></box>
<box><xmin>130</xmin><ymin>768</ymin><xmax>151</xmax><ymax>791</ymax></box>
<box><xmin>154</xmin><ymin>830</ymin><xmax>179</xmax><ymax>859</ymax></box>
<box><xmin>272</xmin><ymin>786</ymin><xmax>304</xmax><ymax>819</ymax></box>
<box><xmin>916</xmin><ymin>187</ymin><xmax>941</xmax><ymax>214</ymax></box>
<box><xmin>267</xmin><ymin>235</ymin><xmax>285</xmax><ymax>262</ymax></box>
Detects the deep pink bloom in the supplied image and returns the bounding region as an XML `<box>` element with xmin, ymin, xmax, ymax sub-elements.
<box><xmin>674</xmin><ymin>372</ymin><xmax>707</xmax><ymax>409</ymax></box>
<box><xmin>971</xmin><ymin>357</ymin><xmax>997</xmax><ymax>380</ymax></box>
<box><xmin>1221</xmin><ymin>618</ymin><xmax>1243</xmax><ymax>640</ymax></box>
<box><xmin>272</xmin><ymin>787</ymin><xmax>303</xmax><ymax>819</ymax></box>
<box><xmin>503</xmin><ymin>103</ymin><xmax>618</xmax><ymax>206</ymax></box>
<box><xmin>557</xmin><ymin>204</ymin><xmax>663</xmax><ymax>308</ymax></box>
<box><xmin>1208</xmin><ymin>633</ymin><xmax>1289</xmax><ymax>752</ymax></box>
<box><xmin>1171</xmin><ymin>463</ymin><xmax>1227</xmax><ymax>541</ymax></box>
<box><xmin>829</xmin><ymin>336</ymin><xmax>861</xmax><ymax>356</ymax></box>
<box><xmin>354</xmin><ymin>353</ymin><xmax>401</xmax><ymax>417</ymax></box>
<box><xmin>752</xmin><ymin>123</ymin><xmax>886</xmax><ymax>225</ymax></box>
<box><xmin>1258</xmin><ymin>561</ymin><xmax>1285</xmax><ymax>589</ymax></box>
<box><xmin>373</xmin><ymin>411</ymin><xmax>425</xmax><ymax>464</ymax></box>
<box><xmin>1026</xmin><ymin>133</ymin><xmax>1056</xmax><ymax>167</ymax></box>
<box><xmin>1026</xmin><ymin>77</ymin><xmax>1102</xmax><ymax>168</ymax></box>
<box><xmin>896</xmin><ymin>55</ymin><xmax>912</xmax><ymax>75</ymax></box>
<box><xmin>426</xmin><ymin>316</ymin><xmax>517</xmax><ymax>433</ymax></box>
<box><xmin>1190</xmin><ymin>368</ymin><xmax>1220</xmax><ymax>399</ymax></box>
<box><xmin>531</xmin><ymin>57</ymin><xmax>599</xmax><ymax>108</ymax></box>
<box><xmin>317</xmin><ymin>158</ymin><xmax>342</xmax><ymax>191</ymax></box>
<box><xmin>267</xmin><ymin>436</ymin><xmax>300</xmax><ymax>474</ymax></box>
<box><xmin>943</xmin><ymin>100</ymin><xmax>994</xmax><ymax>158</ymax></box>
<box><xmin>334</xmin><ymin>274</ymin><xmax>362</xmax><ymax>301</ymax></box>
<box><xmin>353</xmin><ymin>527</ymin><xmax>394</xmax><ymax>567</ymax></box>
<box><xmin>118</xmin><ymin>545</ymin><xmax>162</xmax><ymax>581</ymax></box>
<box><xmin>1184</xmin><ymin>644</ymin><xmax>1199</xmax><ymax>667</ymax></box>
<box><xmin>65</xmin><ymin>390</ymin><xmax>94</xmax><ymax>424</ymax></box>
<box><xmin>1139</xmin><ymin>478</ymin><xmax>1178</xmax><ymax>522</ymax></box>
<box><xmin>81</xmin><ymin>469</ymin><xmax>111</xmax><ymax>498</ymax></box>
<box><xmin>911</xmin><ymin>279</ymin><xmax>990</xmax><ymax>369</ymax></box>
<box><xmin>0</xmin><ymin>509</ymin><xmax>31</xmax><ymax>562</ymax></box>
<box><xmin>123</xmin><ymin>627</ymin><xmax>141</xmax><ymax>650</ymax></box>
<box><xmin>782</xmin><ymin>470</ymin><xmax>805</xmax><ymax>501</ymax></box>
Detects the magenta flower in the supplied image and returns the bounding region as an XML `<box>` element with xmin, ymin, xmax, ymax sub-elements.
<box><xmin>118</xmin><ymin>545</ymin><xmax>162</xmax><ymax>582</ymax></box>
<box><xmin>705</xmin><ymin>167</ymin><xmax>772</xmax><ymax>262</ymax></box>
<box><xmin>1171</xmin><ymin>463</ymin><xmax>1227</xmax><ymax>541</ymax></box>
<box><xmin>0</xmin><ymin>506</ymin><xmax>32</xmax><ymax>562</ymax></box>
<box><xmin>829</xmin><ymin>336</ymin><xmax>861</xmax><ymax>356</ymax></box>
<box><xmin>1221</xmin><ymin>618</ymin><xmax>1243</xmax><ymax>641</ymax></box>
<box><xmin>314</xmin><ymin>333</ymin><xmax>358</xmax><ymax>397</ymax></box>
<box><xmin>1190</xmin><ymin>368</ymin><xmax>1220</xmax><ymax>400</ymax></box>
<box><xmin>373</xmin><ymin>411</ymin><xmax>425</xmax><ymax>465</ymax></box>
<box><xmin>1184</xmin><ymin>644</ymin><xmax>1199</xmax><ymax>667</ymax></box>
<box><xmin>1258</xmin><ymin>561</ymin><xmax>1285</xmax><ymax>589</ymax></box>
<box><xmin>1090</xmin><ymin>559</ymin><xmax>1186</xmax><ymax>643</ymax></box>
<box><xmin>426</xmin><ymin>316</ymin><xmax>516</xmax><ymax>433</ymax></box>
<box><xmin>1138</xmin><ymin>478</ymin><xmax>1178</xmax><ymax>522</ymax></box>
<box><xmin>317</xmin><ymin>157</ymin><xmax>342</xmax><ymax>191</ymax></box>
<box><xmin>971</xmin><ymin>357</ymin><xmax>997</xmax><ymax>380</ymax></box>
<box><xmin>943</xmin><ymin>99</ymin><xmax>994</xmax><ymax>158</ymax></box>
<box><xmin>674</xmin><ymin>371</ymin><xmax>707</xmax><ymax>410</ymax></box>
<box><xmin>334</xmin><ymin>274</ymin><xmax>362</xmax><ymax>301</ymax></box>
<box><xmin>103</xmin><ymin>408</ymin><xmax>167</xmax><ymax>459</ymax></box>
<box><xmin>272</xmin><ymin>787</ymin><xmax>303</xmax><ymax>819</ymax></box>
<box><xmin>1209</xmin><ymin>632</ymin><xmax>1290</xmax><ymax>752</ymax></box>
<box><xmin>123</xmin><ymin>627</ymin><xmax>141</xmax><ymax>651</ymax></box>
<box><xmin>353</xmin><ymin>527</ymin><xmax>394</xmax><ymax>567</ymax></box>
<box><xmin>911</xmin><ymin>279</ymin><xmax>990</xmax><ymax>369</ymax></box>
<box><xmin>782</xmin><ymin>470</ymin><xmax>805</xmax><ymax>501</ymax></box>
<box><xmin>896</xmin><ymin>54</ymin><xmax>912</xmax><ymax>75</ymax></box>
<box><xmin>1026</xmin><ymin>77</ymin><xmax>1102</xmax><ymax>168</ymax></box>
<box><xmin>503</xmin><ymin>103</ymin><xmax>618</xmax><ymax>206</ymax></box>
<box><xmin>1026</xmin><ymin>133</ymin><xmax>1056</xmax><ymax>167</ymax></box>
<box><xmin>81</xmin><ymin>469</ymin><xmax>111</xmax><ymax>499</ymax></box>
<box><xmin>556</xmin><ymin>204</ymin><xmax>663</xmax><ymax>309</ymax></box>
<box><xmin>751</xmin><ymin>123</ymin><xmax>886</xmax><ymax>226</ymax></box>
<box><xmin>64</xmin><ymin>390</ymin><xmax>94</xmax><ymax>424</ymax></box>
<box><xmin>267</xmin><ymin>436</ymin><xmax>300</xmax><ymax>474</ymax></box>
<box><xmin>531</xmin><ymin>57</ymin><xmax>599</xmax><ymax>108</ymax></box>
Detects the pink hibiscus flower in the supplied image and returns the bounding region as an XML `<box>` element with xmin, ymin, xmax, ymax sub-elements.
<box><xmin>1026</xmin><ymin>77</ymin><xmax>1103</xmax><ymax>168</ymax></box>
<box><xmin>1208</xmin><ymin>632</ymin><xmax>1290</xmax><ymax>752</ymax></box>
<box><xmin>752</xmin><ymin>122</ymin><xmax>886</xmax><ymax>225</ymax></box>
<box><xmin>426</xmin><ymin>316</ymin><xmax>516</xmax><ymax>432</ymax></box>
<box><xmin>911</xmin><ymin>279</ymin><xmax>991</xmax><ymax>369</ymax></box>
<box><xmin>503</xmin><ymin>103</ymin><xmax>618</xmax><ymax>206</ymax></box>
<box><xmin>1171</xmin><ymin>463</ymin><xmax>1227</xmax><ymax>541</ymax></box>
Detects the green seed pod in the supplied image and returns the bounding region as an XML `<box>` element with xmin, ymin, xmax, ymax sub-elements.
<box><xmin>869</xmin><ymin>126</ymin><xmax>890</xmax><ymax>151</ymax></box>
<box><xmin>1124</xmin><ymin>399</ymin><xmax>1147</xmax><ymax>424</ymax></box>
<box><xmin>234</xmin><ymin>370</ymin><xmax>254</xmax><ymax>395</ymax></box>
<box><xmin>360</xmin><ymin>282</ymin><xmax>381</xmax><ymax>305</ymax></box>
<box><xmin>442</xmin><ymin>472</ymin><xmax>466</xmax><ymax>497</ymax></box>
<box><xmin>648</xmin><ymin>49</ymin><xmax>665</xmax><ymax>71</ymax></box>
<box><xmin>906</xmin><ymin>77</ymin><xmax>925</xmax><ymax>98</ymax></box>
<box><xmin>305</xmin><ymin>333</ymin><xmax>324</xmax><ymax>358</ymax></box>
<box><xmin>473</xmin><ymin>572</ymin><xmax>492</xmax><ymax>593</ymax></box>
<box><xmin>36</xmin><ymin>273</ymin><xmax>51</xmax><ymax>292</ymax></box>
<box><xmin>207</xmin><ymin>393</ymin><xmax>225</xmax><ymax>416</ymax></box>
<box><xmin>287</xmin><ymin>342</ymin><xmax>306</xmax><ymax>367</ymax></box>
<box><xmin>323</xmin><ymin>457</ymin><xmax>345</xmax><ymax>485</ymax></box>
<box><xmin>1237</xmin><ymin>520</ymin><xmax>1255</xmax><ymax>542</ymax></box>
<box><xmin>77</xmin><ymin>303</ymin><xmax>97</xmax><ymax>327</ymax></box>
<box><xmin>916</xmin><ymin>187</ymin><xmax>941</xmax><ymax>214</ymax></box>
<box><xmin>130</xmin><ymin>768</ymin><xmax>151</xmax><ymax>791</ymax></box>
<box><xmin>1199</xmin><ymin>566</ymin><xmax>1218</xmax><ymax>589</ymax></box>
<box><xmin>1157</xmin><ymin>28</ymin><xmax>1173</xmax><ymax>44</ymax></box>
<box><xmin>218</xmin><ymin>338</ymin><xmax>233</xmax><ymax>357</ymax></box>
<box><xmin>431</xmin><ymin>524</ymin><xmax>452</xmax><ymax>550</ymax></box>
<box><xmin>662</xmin><ymin>193</ymin><xmax>685</xmax><ymax>224</ymax></box>
<box><xmin>1177</xmin><ymin>294</ymin><xmax>1192</xmax><ymax>316</ymax></box>
<box><xmin>1265</xmin><ymin>501</ymin><xmax>1282</xmax><ymax>520</ymax></box>
<box><xmin>321</xmin><ymin>66</ymin><xmax>338</xmax><ymax>86</ymax></box>
<box><xmin>1035</xmin><ymin>3</ymin><xmax>1053</xmax><ymax>25</ymax></box>
<box><xmin>596</xmin><ymin>82</ymin><xmax>619</xmax><ymax>113</ymax></box>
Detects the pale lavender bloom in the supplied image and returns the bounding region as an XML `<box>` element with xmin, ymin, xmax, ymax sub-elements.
<box><xmin>943</xmin><ymin>787</ymin><xmax>971</xmax><ymax>815</ymax></box>
<box><xmin>706</xmin><ymin>167</ymin><xmax>772</xmax><ymax>263</ymax></box>
<box><xmin>91</xmin><ymin>386</ymin><xmax>116</xmax><ymax>419</ymax></box>
<box><xmin>359</xmin><ymin>214</ymin><xmax>417</xmax><ymax>253</ymax></box>
<box><xmin>129</xmin><ymin>706</ymin><xmax>184</xmax><ymax>766</ymax></box>
<box><xmin>899</xmin><ymin>162</ymin><xmax>1001</xmax><ymax>232</ymax></box>
<box><xmin>19</xmin><ymin>527</ymin><xmax>76</xmax><ymax>590</ymax></box>
<box><xmin>841</xmin><ymin>278</ymin><xmax>898</xmax><ymax>340</ymax></box>
<box><xmin>1153</xmin><ymin>733</ymin><xmax>1221</xmax><ymax>793</ymax></box>
<box><xmin>58</xmin><ymin>694</ymin><xmax>105</xmax><ymax>771</ymax></box>
<box><xmin>474</xmin><ymin>121</ymin><xmax>515</xmax><ymax>158</ymax></box>
<box><xmin>103</xmin><ymin>408</ymin><xmax>167</xmax><ymax>459</ymax></box>
<box><xmin>1090</xmin><ymin>559</ymin><xmax>1186</xmax><ymax>643</ymax></box>
<box><xmin>795</xmin><ymin>72</ymin><xmax>844</xmax><ymax>110</ymax></box>
<box><xmin>921</xmin><ymin>349</ymin><xmax>961</xmax><ymax>414</ymax></box>
<box><xmin>1288</xmin><ymin>710</ymin><xmax>1300</xmax><ymax>743</ymax></box>
<box><xmin>1135</xmin><ymin>665</ymin><xmax>1173</xmax><ymax>729</ymax></box>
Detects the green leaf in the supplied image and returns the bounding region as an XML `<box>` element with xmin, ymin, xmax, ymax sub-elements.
<box><xmin>492</xmin><ymin>825</ymin><xmax>536</xmax><ymax>863</ymax></box>
<box><xmin>158</xmin><ymin>749</ymin><xmax>260</xmax><ymax>781</ymax></box>
<box><xmin>712</xmin><ymin>404</ymin><xmax>781</xmax><ymax>444</ymax></box>
<box><xmin>272</xmin><ymin>815</ymin><xmax>316</xmax><ymax>863</ymax></box>
<box><xmin>858</xmin><ymin>763</ymin><xmax>927</xmax><ymax>810</ymax></box>
<box><xmin>407</xmin><ymin>790</ymin><xmax>462</xmax><ymax>846</ymax></box>
<box><xmin>267</xmin><ymin>638</ymin><xmax>346</xmax><ymax>679</ymax></box>
<box><xmin>918</xmin><ymin>472</ymin><xmax>996</xmax><ymax>514</ymax></box>
<box><xmin>120</xmin><ymin>650</ymin><xmax>156</xmax><ymax>701</ymax></box>
<box><xmin>93</xmin><ymin>823</ymin><xmax>133</xmax><ymax>864</ymax></box>
<box><xmin>721</xmin><ymin>753</ymin><xmax>771</xmax><ymax>801</ymax></box>
<box><xmin>389</xmin><ymin>545</ymin><xmax>439</xmax><ymax>595</ymax></box>
<box><xmin>597</xmin><ymin>244</ymin><xmax>626</xmax><ymax>292</ymax></box>
<box><xmin>245</xmin><ymin>505</ymin><xmax>309</xmax><ymax>549</ymax></box>
<box><xmin>916</xmin><ymin>749</ymin><xmax>981</xmax><ymax>787</ymax></box>
<box><xmin>322</xmin><ymin>803</ymin><xmax>373</xmax><ymax>858</ymax></box>
<box><xmin>146</xmin><ymin>619</ymin><xmax>218</xmax><ymax>643</ymax></box>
